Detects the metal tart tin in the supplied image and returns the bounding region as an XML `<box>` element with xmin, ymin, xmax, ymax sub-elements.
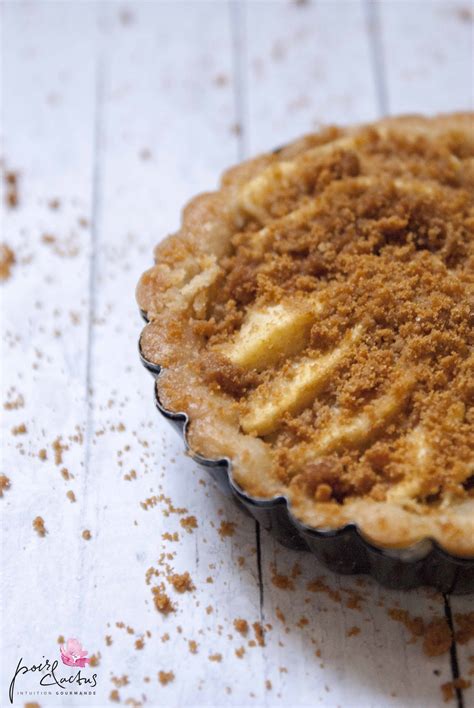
<box><xmin>139</xmin><ymin>320</ymin><xmax>474</xmax><ymax>594</ymax></box>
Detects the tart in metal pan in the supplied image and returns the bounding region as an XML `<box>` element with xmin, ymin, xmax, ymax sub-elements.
<box><xmin>137</xmin><ymin>114</ymin><xmax>474</xmax><ymax>593</ymax></box>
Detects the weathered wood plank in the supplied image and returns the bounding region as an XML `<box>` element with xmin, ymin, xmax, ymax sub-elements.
<box><xmin>1</xmin><ymin>1</ymin><xmax>98</xmax><ymax>704</ymax></box>
<box><xmin>377</xmin><ymin>0</ymin><xmax>473</xmax><ymax>115</ymax></box>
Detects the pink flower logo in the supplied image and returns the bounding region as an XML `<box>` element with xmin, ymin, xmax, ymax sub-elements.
<box><xmin>60</xmin><ymin>638</ymin><xmax>90</xmax><ymax>667</ymax></box>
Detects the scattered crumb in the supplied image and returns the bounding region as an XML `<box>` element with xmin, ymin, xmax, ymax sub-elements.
<box><xmin>119</xmin><ymin>8</ymin><xmax>134</xmax><ymax>25</ymax></box>
<box><xmin>105</xmin><ymin>635</ymin><xmax>113</xmax><ymax>646</ymax></box>
<box><xmin>89</xmin><ymin>652</ymin><xmax>100</xmax><ymax>667</ymax></box>
<box><xmin>306</xmin><ymin>577</ymin><xmax>341</xmax><ymax>602</ymax></box>
<box><xmin>0</xmin><ymin>243</ymin><xmax>16</xmax><ymax>280</ymax></box>
<box><xmin>135</xmin><ymin>638</ymin><xmax>145</xmax><ymax>650</ymax></box>
<box><xmin>48</xmin><ymin>198</ymin><xmax>60</xmax><ymax>210</ymax></box>
<box><xmin>387</xmin><ymin>608</ymin><xmax>455</xmax><ymax>657</ymax></box>
<box><xmin>52</xmin><ymin>437</ymin><xmax>68</xmax><ymax>465</ymax></box>
<box><xmin>345</xmin><ymin>590</ymin><xmax>364</xmax><ymax>610</ymax></box>
<box><xmin>388</xmin><ymin>608</ymin><xmax>424</xmax><ymax>641</ymax></box>
<box><xmin>168</xmin><ymin>571</ymin><xmax>195</xmax><ymax>593</ymax></box>
<box><xmin>82</xmin><ymin>529</ymin><xmax>92</xmax><ymax>540</ymax></box>
<box><xmin>253</xmin><ymin>622</ymin><xmax>265</xmax><ymax>647</ymax></box>
<box><xmin>57</xmin><ymin>635</ymin><xmax>65</xmax><ymax>644</ymax></box>
<box><xmin>265</xmin><ymin>680</ymin><xmax>272</xmax><ymax>691</ymax></box>
<box><xmin>4</xmin><ymin>171</ymin><xmax>19</xmax><ymax>208</ymax></box>
<box><xmin>441</xmin><ymin>678</ymin><xmax>471</xmax><ymax>702</ymax></box>
<box><xmin>0</xmin><ymin>474</ymin><xmax>11</xmax><ymax>498</ymax></box>
<box><xmin>66</xmin><ymin>490</ymin><xmax>76</xmax><ymax>503</ymax></box>
<box><xmin>11</xmin><ymin>423</ymin><xmax>27</xmax><ymax>435</ymax></box>
<box><xmin>275</xmin><ymin>607</ymin><xmax>286</xmax><ymax>624</ymax></box>
<box><xmin>158</xmin><ymin>670</ymin><xmax>174</xmax><ymax>686</ymax></box>
<box><xmin>218</xmin><ymin>520</ymin><xmax>236</xmax><ymax>538</ymax></box>
<box><xmin>271</xmin><ymin>570</ymin><xmax>294</xmax><ymax>591</ymax></box>
<box><xmin>162</xmin><ymin>531</ymin><xmax>179</xmax><ymax>541</ymax></box>
<box><xmin>109</xmin><ymin>689</ymin><xmax>120</xmax><ymax>702</ymax></box>
<box><xmin>180</xmin><ymin>515</ymin><xmax>197</xmax><ymax>532</ymax></box>
<box><xmin>213</xmin><ymin>73</ymin><xmax>229</xmax><ymax>87</ymax></box>
<box><xmin>38</xmin><ymin>448</ymin><xmax>47</xmax><ymax>461</ymax></box>
<box><xmin>33</xmin><ymin>516</ymin><xmax>46</xmax><ymax>537</ymax></box>
<box><xmin>188</xmin><ymin>640</ymin><xmax>198</xmax><ymax>654</ymax></box>
<box><xmin>209</xmin><ymin>653</ymin><xmax>222</xmax><ymax>662</ymax></box>
<box><xmin>152</xmin><ymin>586</ymin><xmax>175</xmax><ymax>614</ymax></box>
<box><xmin>4</xmin><ymin>393</ymin><xmax>24</xmax><ymax>410</ymax></box>
<box><xmin>455</xmin><ymin>612</ymin><xmax>474</xmax><ymax>645</ymax></box>
<box><xmin>235</xmin><ymin>646</ymin><xmax>245</xmax><ymax>658</ymax></box>
<box><xmin>233</xmin><ymin>618</ymin><xmax>249</xmax><ymax>636</ymax></box>
<box><xmin>423</xmin><ymin>618</ymin><xmax>453</xmax><ymax>657</ymax></box>
<box><xmin>347</xmin><ymin>626</ymin><xmax>361</xmax><ymax>637</ymax></box>
<box><xmin>456</xmin><ymin>5</ymin><xmax>473</xmax><ymax>23</ymax></box>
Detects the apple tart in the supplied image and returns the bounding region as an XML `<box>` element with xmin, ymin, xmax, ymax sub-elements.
<box><xmin>138</xmin><ymin>113</ymin><xmax>474</xmax><ymax>568</ymax></box>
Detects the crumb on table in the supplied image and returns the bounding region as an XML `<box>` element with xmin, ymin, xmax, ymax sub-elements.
<box><xmin>33</xmin><ymin>516</ymin><xmax>46</xmax><ymax>537</ymax></box>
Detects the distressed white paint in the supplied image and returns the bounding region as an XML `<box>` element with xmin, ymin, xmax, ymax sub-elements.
<box><xmin>1</xmin><ymin>2</ymin><xmax>472</xmax><ymax>707</ymax></box>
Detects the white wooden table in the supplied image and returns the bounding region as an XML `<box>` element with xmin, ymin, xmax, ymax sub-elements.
<box><xmin>1</xmin><ymin>2</ymin><xmax>473</xmax><ymax>707</ymax></box>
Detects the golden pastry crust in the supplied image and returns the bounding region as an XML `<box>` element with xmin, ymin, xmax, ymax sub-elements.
<box><xmin>137</xmin><ymin>113</ymin><xmax>474</xmax><ymax>556</ymax></box>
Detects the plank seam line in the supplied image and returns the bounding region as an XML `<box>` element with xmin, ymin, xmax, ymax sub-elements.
<box><xmin>365</xmin><ymin>0</ymin><xmax>389</xmax><ymax>117</ymax></box>
<box><xmin>229</xmin><ymin>0</ymin><xmax>265</xmax><ymax>612</ymax></box>
<box><xmin>78</xmin><ymin>20</ymin><xmax>105</xmax><ymax>619</ymax></box>
<box><xmin>444</xmin><ymin>593</ymin><xmax>465</xmax><ymax>708</ymax></box>
<box><xmin>229</xmin><ymin>4</ymin><xmax>268</xmax><ymax>694</ymax></box>
<box><xmin>83</xmin><ymin>47</ymin><xmax>104</xmax><ymax>511</ymax></box>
